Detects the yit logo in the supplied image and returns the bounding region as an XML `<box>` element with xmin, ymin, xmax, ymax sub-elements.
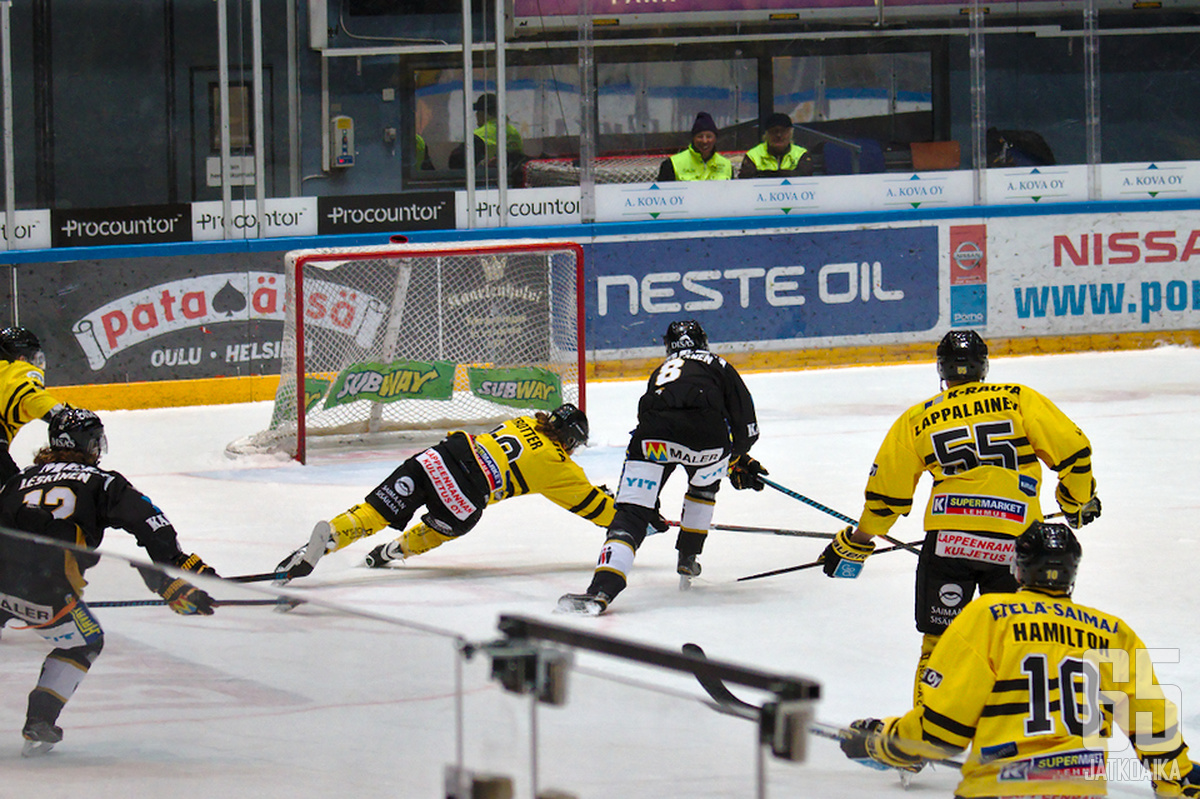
<box><xmin>624</xmin><ymin>476</ymin><xmax>658</xmax><ymax>490</ymax></box>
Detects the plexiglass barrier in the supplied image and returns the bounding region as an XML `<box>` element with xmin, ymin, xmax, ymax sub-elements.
<box><xmin>0</xmin><ymin>525</ymin><xmax>832</xmax><ymax>798</ymax></box>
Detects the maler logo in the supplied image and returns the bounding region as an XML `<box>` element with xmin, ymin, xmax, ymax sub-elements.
<box><xmin>643</xmin><ymin>440</ymin><xmax>669</xmax><ymax>462</ymax></box>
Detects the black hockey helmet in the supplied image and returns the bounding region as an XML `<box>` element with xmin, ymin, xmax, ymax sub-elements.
<box><xmin>0</xmin><ymin>326</ymin><xmax>45</xmax><ymax>370</ymax></box>
<box><xmin>549</xmin><ymin>402</ymin><xmax>589</xmax><ymax>451</ymax></box>
<box><xmin>49</xmin><ymin>408</ymin><xmax>108</xmax><ymax>459</ymax></box>
<box><xmin>936</xmin><ymin>330</ymin><xmax>988</xmax><ymax>383</ymax></box>
<box><xmin>1012</xmin><ymin>521</ymin><xmax>1082</xmax><ymax>594</ymax></box>
<box><xmin>664</xmin><ymin>319</ymin><xmax>707</xmax><ymax>355</ymax></box>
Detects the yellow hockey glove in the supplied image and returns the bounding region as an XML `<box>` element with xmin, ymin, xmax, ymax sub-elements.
<box><xmin>173</xmin><ymin>552</ymin><xmax>218</xmax><ymax>578</ymax></box>
<box><xmin>840</xmin><ymin>718</ymin><xmax>925</xmax><ymax>774</ymax></box>
<box><xmin>1056</xmin><ymin>484</ymin><xmax>1102</xmax><ymax>528</ymax></box>
<box><xmin>1154</xmin><ymin>760</ymin><xmax>1200</xmax><ymax>797</ymax></box>
<box><xmin>819</xmin><ymin>526</ymin><xmax>875</xmax><ymax>578</ymax></box>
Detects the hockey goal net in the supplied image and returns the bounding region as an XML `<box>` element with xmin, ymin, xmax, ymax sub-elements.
<box><xmin>228</xmin><ymin>239</ymin><xmax>585</xmax><ymax>462</ymax></box>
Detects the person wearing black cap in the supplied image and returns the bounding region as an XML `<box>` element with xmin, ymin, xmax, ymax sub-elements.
<box><xmin>448</xmin><ymin>93</ymin><xmax>524</xmax><ymax>169</ymax></box>
<box><xmin>738</xmin><ymin>112</ymin><xmax>813</xmax><ymax>179</ymax></box>
<box><xmin>656</xmin><ymin>111</ymin><xmax>732</xmax><ymax>182</ymax></box>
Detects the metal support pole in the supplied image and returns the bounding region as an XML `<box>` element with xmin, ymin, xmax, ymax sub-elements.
<box><xmin>495</xmin><ymin>0</ymin><xmax>508</xmax><ymax>226</ymax></box>
<box><xmin>286</xmin><ymin>0</ymin><xmax>300</xmax><ymax>196</ymax></box>
<box><xmin>462</xmin><ymin>0</ymin><xmax>476</xmax><ymax>227</ymax></box>
<box><xmin>1</xmin><ymin>0</ymin><xmax>15</xmax><ymax>322</ymax></box>
<box><xmin>217</xmin><ymin>0</ymin><xmax>233</xmax><ymax>239</ymax></box>
<box><xmin>1084</xmin><ymin>0</ymin><xmax>1101</xmax><ymax>199</ymax></box>
<box><xmin>252</xmin><ymin>0</ymin><xmax>267</xmax><ymax>234</ymax></box>
<box><xmin>577</xmin><ymin>0</ymin><xmax>596</xmax><ymax>223</ymax></box>
<box><xmin>969</xmin><ymin>0</ymin><xmax>986</xmax><ymax>205</ymax></box>
<box><xmin>2</xmin><ymin>0</ymin><xmax>14</xmax><ymax>256</ymax></box>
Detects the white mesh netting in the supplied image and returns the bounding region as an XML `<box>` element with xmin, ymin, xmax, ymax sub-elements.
<box><xmin>228</xmin><ymin>240</ymin><xmax>583</xmax><ymax>461</ymax></box>
<box><xmin>522</xmin><ymin>153</ymin><xmax>747</xmax><ymax>187</ymax></box>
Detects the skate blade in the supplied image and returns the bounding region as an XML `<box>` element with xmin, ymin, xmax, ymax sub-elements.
<box><xmin>555</xmin><ymin>595</ymin><xmax>604</xmax><ymax>616</ymax></box>
<box><xmin>679</xmin><ymin>574</ymin><xmax>693</xmax><ymax>592</ymax></box>
<box><xmin>272</xmin><ymin>598</ymin><xmax>306</xmax><ymax>614</ymax></box>
<box><xmin>21</xmin><ymin>739</ymin><xmax>55</xmax><ymax>757</ymax></box>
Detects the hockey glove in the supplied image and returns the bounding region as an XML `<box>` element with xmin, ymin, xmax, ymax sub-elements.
<box><xmin>728</xmin><ymin>455</ymin><xmax>768</xmax><ymax>491</ymax></box>
<box><xmin>840</xmin><ymin>718</ymin><xmax>925</xmax><ymax>774</ymax></box>
<box><xmin>158</xmin><ymin>577</ymin><xmax>215</xmax><ymax>615</ymax></box>
<box><xmin>173</xmin><ymin>552</ymin><xmax>219</xmax><ymax>578</ymax></box>
<box><xmin>819</xmin><ymin>526</ymin><xmax>875</xmax><ymax>578</ymax></box>
<box><xmin>1152</xmin><ymin>758</ymin><xmax>1200</xmax><ymax>791</ymax></box>
<box><xmin>1061</xmin><ymin>495</ymin><xmax>1101</xmax><ymax>529</ymax></box>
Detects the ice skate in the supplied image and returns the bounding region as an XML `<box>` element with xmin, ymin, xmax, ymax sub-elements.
<box><xmin>677</xmin><ymin>553</ymin><xmax>701</xmax><ymax>591</ymax></box>
<box><xmin>556</xmin><ymin>592</ymin><xmax>611</xmax><ymax>616</ymax></box>
<box><xmin>21</xmin><ymin>719</ymin><xmax>62</xmax><ymax>758</ymax></box>
<box><xmin>364</xmin><ymin>540</ymin><xmax>403</xmax><ymax>568</ymax></box>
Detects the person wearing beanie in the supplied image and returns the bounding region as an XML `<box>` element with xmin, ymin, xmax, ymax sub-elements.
<box><xmin>738</xmin><ymin>112</ymin><xmax>813</xmax><ymax>179</ymax></box>
<box><xmin>656</xmin><ymin>111</ymin><xmax>732</xmax><ymax>181</ymax></box>
<box><xmin>448</xmin><ymin>92</ymin><xmax>524</xmax><ymax>171</ymax></box>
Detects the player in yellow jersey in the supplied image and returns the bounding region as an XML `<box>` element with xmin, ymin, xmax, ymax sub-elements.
<box><xmin>819</xmin><ymin>330</ymin><xmax>1101</xmax><ymax>704</ymax></box>
<box><xmin>841</xmin><ymin>522</ymin><xmax>1200</xmax><ymax>798</ymax></box>
<box><xmin>275</xmin><ymin>403</ymin><xmax>621</xmax><ymax>580</ymax></box>
<box><xmin>0</xmin><ymin>327</ymin><xmax>69</xmax><ymax>483</ymax></box>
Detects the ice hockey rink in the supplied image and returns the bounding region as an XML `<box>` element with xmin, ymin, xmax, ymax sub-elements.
<box><xmin>3</xmin><ymin>346</ymin><xmax>1198</xmax><ymax>798</ymax></box>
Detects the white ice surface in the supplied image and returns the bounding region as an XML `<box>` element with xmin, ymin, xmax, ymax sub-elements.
<box><xmin>3</xmin><ymin>347</ymin><xmax>1199</xmax><ymax>798</ymax></box>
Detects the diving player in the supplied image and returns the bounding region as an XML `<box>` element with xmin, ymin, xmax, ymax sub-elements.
<box><xmin>276</xmin><ymin>403</ymin><xmax>621</xmax><ymax>580</ymax></box>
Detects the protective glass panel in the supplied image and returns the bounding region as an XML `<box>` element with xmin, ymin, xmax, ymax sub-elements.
<box><xmin>409</xmin><ymin>63</ymin><xmax>579</xmax><ymax>191</ymax></box>
<box><xmin>0</xmin><ymin>530</ymin><xmax>466</xmax><ymax>794</ymax></box>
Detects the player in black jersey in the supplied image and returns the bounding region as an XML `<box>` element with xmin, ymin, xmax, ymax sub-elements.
<box><xmin>0</xmin><ymin>409</ymin><xmax>218</xmax><ymax>756</ymax></box>
<box><xmin>558</xmin><ymin>320</ymin><xmax>766</xmax><ymax>615</ymax></box>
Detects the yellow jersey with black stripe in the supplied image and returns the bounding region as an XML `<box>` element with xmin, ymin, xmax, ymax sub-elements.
<box><xmin>472</xmin><ymin>416</ymin><xmax>614</xmax><ymax>527</ymax></box>
<box><xmin>891</xmin><ymin>589</ymin><xmax>1192</xmax><ymax>797</ymax></box>
<box><xmin>0</xmin><ymin>359</ymin><xmax>60</xmax><ymax>444</ymax></box>
<box><xmin>858</xmin><ymin>382</ymin><xmax>1095</xmax><ymax>539</ymax></box>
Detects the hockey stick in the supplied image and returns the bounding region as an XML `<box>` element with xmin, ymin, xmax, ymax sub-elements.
<box><xmin>683</xmin><ymin>643</ymin><xmax>963</xmax><ymax>771</ymax></box>
<box><xmin>759</xmin><ymin>477</ymin><xmax>921</xmax><ymax>556</ymax></box>
<box><xmin>666</xmin><ymin>519</ymin><xmax>836</xmax><ymax>540</ymax></box>
<box><xmin>760</xmin><ymin>477</ymin><xmax>858</xmax><ymax>525</ymax></box>
<box><xmin>88</xmin><ymin>597</ymin><xmax>304</xmax><ymax>609</ymax></box>
<box><xmin>227</xmin><ymin>571</ymin><xmax>290</xmax><ymax>584</ymax></box>
<box><xmin>736</xmin><ymin>539</ymin><xmax>923</xmax><ymax>582</ymax></box>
